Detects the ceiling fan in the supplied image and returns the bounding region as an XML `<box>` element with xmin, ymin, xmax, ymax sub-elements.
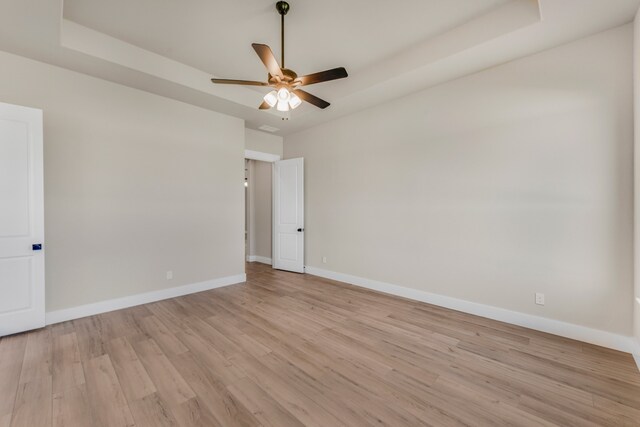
<box><xmin>211</xmin><ymin>1</ymin><xmax>348</xmax><ymax>113</ymax></box>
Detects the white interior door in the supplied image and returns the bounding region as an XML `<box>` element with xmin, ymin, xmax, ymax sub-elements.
<box><xmin>273</xmin><ymin>158</ymin><xmax>304</xmax><ymax>273</ymax></box>
<box><xmin>0</xmin><ymin>102</ymin><xmax>44</xmax><ymax>336</ymax></box>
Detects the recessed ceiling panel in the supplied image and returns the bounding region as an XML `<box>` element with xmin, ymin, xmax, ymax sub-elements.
<box><xmin>63</xmin><ymin>0</ymin><xmax>510</xmax><ymax>80</ymax></box>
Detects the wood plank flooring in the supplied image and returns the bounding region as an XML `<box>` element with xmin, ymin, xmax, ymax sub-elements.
<box><xmin>2</xmin><ymin>262</ymin><xmax>640</xmax><ymax>426</ymax></box>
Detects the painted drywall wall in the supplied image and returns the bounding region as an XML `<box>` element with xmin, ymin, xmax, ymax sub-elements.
<box><xmin>0</xmin><ymin>50</ymin><xmax>245</xmax><ymax>312</ymax></box>
<box><xmin>634</xmin><ymin>8</ymin><xmax>640</xmax><ymax>351</ymax></box>
<box><xmin>285</xmin><ymin>25</ymin><xmax>634</xmax><ymax>336</ymax></box>
<box><xmin>245</xmin><ymin>128</ymin><xmax>283</xmax><ymax>157</ymax></box>
<box><xmin>247</xmin><ymin>160</ymin><xmax>272</xmax><ymax>261</ymax></box>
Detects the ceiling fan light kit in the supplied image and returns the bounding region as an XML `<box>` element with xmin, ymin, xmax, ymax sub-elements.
<box><xmin>211</xmin><ymin>1</ymin><xmax>348</xmax><ymax>117</ymax></box>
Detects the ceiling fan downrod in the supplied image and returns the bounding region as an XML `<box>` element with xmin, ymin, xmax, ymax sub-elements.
<box><xmin>276</xmin><ymin>1</ymin><xmax>289</xmax><ymax>68</ymax></box>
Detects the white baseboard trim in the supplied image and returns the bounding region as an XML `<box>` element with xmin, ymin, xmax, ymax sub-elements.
<box><xmin>305</xmin><ymin>266</ymin><xmax>636</xmax><ymax>354</ymax></box>
<box><xmin>45</xmin><ymin>273</ymin><xmax>246</xmax><ymax>325</ymax></box>
<box><xmin>246</xmin><ymin>255</ymin><xmax>272</xmax><ymax>265</ymax></box>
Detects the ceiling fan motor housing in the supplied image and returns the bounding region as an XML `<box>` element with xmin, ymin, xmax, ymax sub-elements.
<box><xmin>269</xmin><ymin>68</ymin><xmax>299</xmax><ymax>87</ymax></box>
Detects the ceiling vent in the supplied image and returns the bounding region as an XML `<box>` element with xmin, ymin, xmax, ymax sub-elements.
<box><xmin>258</xmin><ymin>125</ymin><xmax>279</xmax><ymax>133</ymax></box>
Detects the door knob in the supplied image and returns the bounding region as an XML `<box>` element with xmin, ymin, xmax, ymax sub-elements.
<box><xmin>297</xmin><ymin>228</ymin><xmax>304</xmax><ymax>232</ymax></box>
<box><xmin>32</xmin><ymin>243</ymin><xmax>42</xmax><ymax>251</ymax></box>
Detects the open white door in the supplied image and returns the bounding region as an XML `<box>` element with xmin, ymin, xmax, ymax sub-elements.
<box><xmin>273</xmin><ymin>158</ymin><xmax>304</xmax><ymax>273</ymax></box>
<box><xmin>0</xmin><ymin>102</ymin><xmax>44</xmax><ymax>336</ymax></box>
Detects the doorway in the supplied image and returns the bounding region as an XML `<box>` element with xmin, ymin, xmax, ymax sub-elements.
<box><xmin>243</xmin><ymin>150</ymin><xmax>305</xmax><ymax>273</ymax></box>
<box><xmin>245</xmin><ymin>158</ymin><xmax>274</xmax><ymax>265</ymax></box>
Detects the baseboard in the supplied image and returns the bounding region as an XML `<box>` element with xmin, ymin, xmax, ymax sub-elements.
<box><xmin>305</xmin><ymin>266</ymin><xmax>636</xmax><ymax>354</ymax></box>
<box><xmin>45</xmin><ymin>273</ymin><xmax>246</xmax><ymax>325</ymax></box>
<box><xmin>246</xmin><ymin>255</ymin><xmax>272</xmax><ymax>265</ymax></box>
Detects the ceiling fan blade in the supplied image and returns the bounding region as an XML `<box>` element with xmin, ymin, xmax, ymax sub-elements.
<box><xmin>258</xmin><ymin>100</ymin><xmax>271</xmax><ymax>110</ymax></box>
<box><xmin>252</xmin><ymin>43</ymin><xmax>284</xmax><ymax>79</ymax></box>
<box><xmin>211</xmin><ymin>78</ymin><xmax>269</xmax><ymax>86</ymax></box>
<box><xmin>293</xmin><ymin>89</ymin><xmax>330</xmax><ymax>109</ymax></box>
<box><xmin>296</xmin><ymin>67</ymin><xmax>348</xmax><ymax>86</ymax></box>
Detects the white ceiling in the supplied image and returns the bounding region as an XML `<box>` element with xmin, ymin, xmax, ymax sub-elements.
<box><xmin>63</xmin><ymin>0</ymin><xmax>510</xmax><ymax>79</ymax></box>
<box><xmin>0</xmin><ymin>0</ymin><xmax>639</xmax><ymax>136</ymax></box>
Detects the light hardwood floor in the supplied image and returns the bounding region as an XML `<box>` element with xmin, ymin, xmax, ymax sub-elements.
<box><xmin>2</xmin><ymin>262</ymin><xmax>640</xmax><ymax>426</ymax></box>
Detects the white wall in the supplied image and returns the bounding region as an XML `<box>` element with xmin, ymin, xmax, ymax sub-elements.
<box><xmin>245</xmin><ymin>128</ymin><xmax>283</xmax><ymax>157</ymax></box>
<box><xmin>246</xmin><ymin>160</ymin><xmax>272</xmax><ymax>261</ymax></box>
<box><xmin>0</xmin><ymin>50</ymin><xmax>245</xmax><ymax>312</ymax></box>
<box><xmin>285</xmin><ymin>25</ymin><xmax>634</xmax><ymax>336</ymax></box>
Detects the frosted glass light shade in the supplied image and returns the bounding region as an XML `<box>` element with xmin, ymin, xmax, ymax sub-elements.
<box><xmin>277</xmin><ymin>88</ymin><xmax>290</xmax><ymax>102</ymax></box>
<box><xmin>264</xmin><ymin>88</ymin><xmax>300</xmax><ymax>112</ymax></box>
<box><xmin>289</xmin><ymin>93</ymin><xmax>302</xmax><ymax>109</ymax></box>
<box><xmin>276</xmin><ymin>99</ymin><xmax>290</xmax><ymax>111</ymax></box>
<box><xmin>263</xmin><ymin>90</ymin><xmax>278</xmax><ymax>107</ymax></box>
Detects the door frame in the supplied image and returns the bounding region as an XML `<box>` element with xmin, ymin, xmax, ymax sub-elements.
<box><xmin>244</xmin><ymin>150</ymin><xmax>280</xmax><ymax>267</ymax></box>
<box><xmin>245</xmin><ymin>150</ymin><xmax>280</xmax><ymax>163</ymax></box>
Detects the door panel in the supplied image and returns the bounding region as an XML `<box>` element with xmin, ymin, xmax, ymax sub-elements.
<box><xmin>0</xmin><ymin>119</ymin><xmax>30</xmax><ymax>237</ymax></box>
<box><xmin>278</xmin><ymin>234</ymin><xmax>298</xmax><ymax>261</ymax></box>
<box><xmin>0</xmin><ymin>257</ymin><xmax>32</xmax><ymax>313</ymax></box>
<box><xmin>0</xmin><ymin>102</ymin><xmax>44</xmax><ymax>336</ymax></box>
<box><xmin>273</xmin><ymin>158</ymin><xmax>304</xmax><ymax>273</ymax></box>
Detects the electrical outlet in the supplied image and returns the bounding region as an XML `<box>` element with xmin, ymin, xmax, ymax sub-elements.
<box><xmin>322</xmin><ymin>256</ymin><xmax>327</xmax><ymax>264</ymax></box>
<box><xmin>535</xmin><ymin>293</ymin><xmax>545</xmax><ymax>306</ymax></box>
<box><xmin>166</xmin><ymin>270</ymin><xmax>173</xmax><ymax>280</ymax></box>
